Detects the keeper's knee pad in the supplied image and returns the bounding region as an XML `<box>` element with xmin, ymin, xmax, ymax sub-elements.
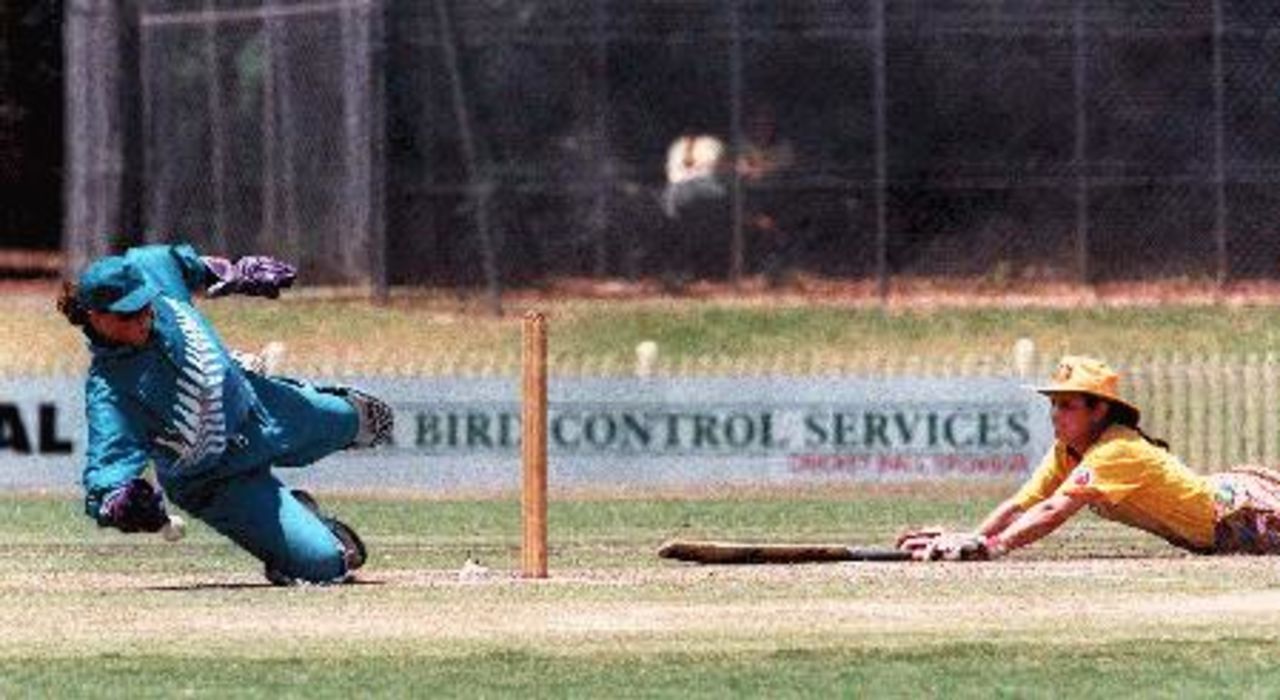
<box><xmin>317</xmin><ymin>386</ymin><xmax>394</xmax><ymax>448</ymax></box>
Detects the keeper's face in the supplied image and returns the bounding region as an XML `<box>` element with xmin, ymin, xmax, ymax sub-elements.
<box><xmin>87</xmin><ymin>304</ymin><xmax>154</xmax><ymax>347</ymax></box>
<box><xmin>1049</xmin><ymin>393</ymin><xmax>1109</xmax><ymax>447</ymax></box>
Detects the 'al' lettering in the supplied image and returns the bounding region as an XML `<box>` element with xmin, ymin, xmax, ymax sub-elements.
<box><xmin>0</xmin><ymin>405</ymin><xmax>31</xmax><ymax>454</ymax></box>
<box><xmin>39</xmin><ymin>404</ymin><xmax>73</xmax><ymax>454</ymax></box>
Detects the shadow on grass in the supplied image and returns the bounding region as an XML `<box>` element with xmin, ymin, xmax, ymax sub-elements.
<box><xmin>145</xmin><ymin>578</ymin><xmax>387</xmax><ymax>591</ymax></box>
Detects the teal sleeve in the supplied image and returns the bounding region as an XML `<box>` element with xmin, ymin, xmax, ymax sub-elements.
<box><xmin>124</xmin><ymin>243</ymin><xmax>211</xmax><ymax>302</ymax></box>
<box><xmin>81</xmin><ymin>375</ymin><xmax>150</xmax><ymax>521</ymax></box>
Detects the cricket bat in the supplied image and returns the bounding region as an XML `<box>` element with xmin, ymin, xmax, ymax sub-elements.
<box><xmin>657</xmin><ymin>539</ymin><xmax>912</xmax><ymax>565</ymax></box>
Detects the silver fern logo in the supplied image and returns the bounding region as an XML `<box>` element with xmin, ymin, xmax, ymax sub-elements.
<box><xmin>154</xmin><ymin>299</ymin><xmax>228</xmax><ymax>469</ymax></box>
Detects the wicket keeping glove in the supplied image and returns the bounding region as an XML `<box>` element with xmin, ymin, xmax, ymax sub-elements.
<box><xmin>203</xmin><ymin>255</ymin><xmax>297</xmax><ymax>298</ymax></box>
<box><xmin>98</xmin><ymin>478</ymin><xmax>171</xmax><ymax>533</ymax></box>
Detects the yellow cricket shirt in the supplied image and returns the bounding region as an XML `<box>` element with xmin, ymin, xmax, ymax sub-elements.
<box><xmin>1011</xmin><ymin>424</ymin><xmax>1217</xmax><ymax>551</ymax></box>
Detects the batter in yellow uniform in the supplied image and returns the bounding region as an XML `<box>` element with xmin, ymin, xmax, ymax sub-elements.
<box><xmin>900</xmin><ymin>355</ymin><xmax>1280</xmax><ymax>559</ymax></box>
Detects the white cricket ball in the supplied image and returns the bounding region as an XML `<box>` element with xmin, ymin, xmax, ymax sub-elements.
<box><xmin>458</xmin><ymin>557</ymin><xmax>490</xmax><ymax>581</ymax></box>
<box><xmin>161</xmin><ymin>514</ymin><xmax>186</xmax><ymax>542</ymax></box>
<box><xmin>261</xmin><ymin>341</ymin><xmax>287</xmax><ymax>374</ymax></box>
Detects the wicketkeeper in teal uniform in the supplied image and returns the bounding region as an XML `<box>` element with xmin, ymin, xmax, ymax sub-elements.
<box><xmin>56</xmin><ymin>243</ymin><xmax>394</xmax><ymax>584</ymax></box>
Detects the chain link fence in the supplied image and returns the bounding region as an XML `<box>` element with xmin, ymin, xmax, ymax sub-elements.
<box><xmin>64</xmin><ymin>0</ymin><xmax>385</xmax><ymax>286</ymax></box>
<box><xmin>65</xmin><ymin>0</ymin><xmax>1280</xmax><ymax>295</ymax></box>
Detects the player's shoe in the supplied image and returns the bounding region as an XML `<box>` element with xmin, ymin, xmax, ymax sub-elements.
<box><xmin>317</xmin><ymin>386</ymin><xmax>394</xmax><ymax>448</ymax></box>
<box><xmin>327</xmin><ymin>517</ymin><xmax>367</xmax><ymax>572</ymax></box>
<box><xmin>263</xmin><ymin>490</ymin><xmax>367</xmax><ymax>585</ymax></box>
<box><xmin>290</xmin><ymin>489</ymin><xmax>366</xmax><ymax>571</ymax></box>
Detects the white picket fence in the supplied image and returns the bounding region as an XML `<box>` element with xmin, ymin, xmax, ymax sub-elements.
<box><xmin>1111</xmin><ymin>354</ymin><xmax>1280</xmax><ymax>471</ymax></box>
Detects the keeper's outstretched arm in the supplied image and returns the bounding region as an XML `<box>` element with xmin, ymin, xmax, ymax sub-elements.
<box><xmin>201</xmin><ymin>254</ymin><xmax>296</xmax><ymax>298</ymax></box>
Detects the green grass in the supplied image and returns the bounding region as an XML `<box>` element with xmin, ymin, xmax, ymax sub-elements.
<box><xmin>7</xmin><ymin>296</ymin><xmax>1280</xmax><ymax>695</ymax></box>
<box><xmin>8</xmin><ymin>295</ymin><xmax>1280</xmax><ymax>374</ymax></box>
<box><xmin>0</xmin><ymin>488</ymin><xmax>992</xmax><ymax>574</ymax></box>
<box><xmin>4</xmin><ymin>489</ymin><xmax>1268</xmax><ymax>697</ymax></box>
<box><xmin>211</xmin><ymin>302</ymin><xmax>1280</xmax><ymax>360</ymax></box>
<box><xmin>5</xmin><ymin>642</ymin><xmax>1280</xmax><ymax>699</ymax></box>
<box><xmin>567</xmin><ymin>304</ymin><xmax>1280</xmax><ymax>360</ymax></box>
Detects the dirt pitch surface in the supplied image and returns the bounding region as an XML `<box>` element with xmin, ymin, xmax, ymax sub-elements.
<box><xmin>6</xmin><ymin>555</ymin><xmax>1280</xmax><ymax>659</ymax></box>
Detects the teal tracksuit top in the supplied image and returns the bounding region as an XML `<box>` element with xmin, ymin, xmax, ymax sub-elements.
<box><xmin>80</xmin><ymin>244</ymin><xmax>265</xmax><ymax>517</ymax></box>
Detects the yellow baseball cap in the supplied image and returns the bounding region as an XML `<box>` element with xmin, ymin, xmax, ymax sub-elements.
<box><xmin>1034</xmin><ymin>355</ymin><xmax>1140</xmax><ymax>420</ymax></box>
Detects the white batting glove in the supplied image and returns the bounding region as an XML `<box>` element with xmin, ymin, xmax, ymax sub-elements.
<box><xmin>920</xmin><ymin>532</ymin><xmax>1006</xmax><ymax>562</ymax></box>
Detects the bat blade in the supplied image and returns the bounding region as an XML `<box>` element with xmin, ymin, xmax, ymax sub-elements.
<box><xmin>657</xmin><ymin>539</ymin><xmax>911</xmax><ymax>565</ymax></box>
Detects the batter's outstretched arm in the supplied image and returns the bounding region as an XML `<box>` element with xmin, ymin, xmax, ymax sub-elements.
<box><xmin>976</xmin><ymin>498</ymin><xmax>1026</xmax><ymax>539</ymax></box>
<box><xmin>900</xmin><ymin>496</ymin><xmax>1026</xmax><ymax>551</ymax></box>
<box><xmin>991</xmin><ymin>492</ymin><xmax>1093</xmax><ymax>553</ymax></box>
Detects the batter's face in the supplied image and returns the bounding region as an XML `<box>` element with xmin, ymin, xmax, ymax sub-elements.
<box><xmin>87</xmin><ymin>305</ymin><xmax>154</xmax><ymax>347</ymax></box>
<box><xmin>1049</xmin><ymin>393</ymin><xmax>1109</xmax><ymax>448</ymax></box>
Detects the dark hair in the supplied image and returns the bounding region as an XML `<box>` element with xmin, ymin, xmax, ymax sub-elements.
<box><xmin>56</xmin><ymin>281</ymin><xmax>88</xmax><ymax>327</ymax></box>
<box><xmin>1084</xmin><ymin>395</ymin><xmax>1170</xmax><ymax>451</ymax></box>
<box><xmin>56</xmin><ymin>281</ymin><xmax>113</xmax><ymax>346</ymax></box>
